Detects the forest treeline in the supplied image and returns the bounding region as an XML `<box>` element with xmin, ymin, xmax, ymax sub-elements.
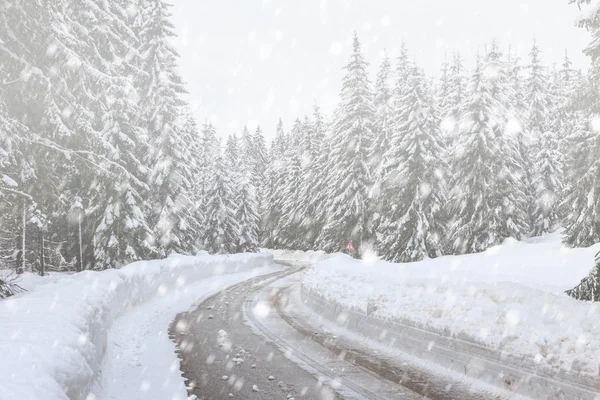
<box><xmin>2</xmin><ymin>0</ymin><xmax>600</xmax><ymax>277</ymax></box>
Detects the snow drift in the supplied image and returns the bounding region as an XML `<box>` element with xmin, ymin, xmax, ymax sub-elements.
<box><xmin>262</xmin><ymin>248</ymin><xmax>331</xmax><ymax>263</ymax></box>
<box><xmin>0</xmin><ymin>253</ymin><xmax>273</xmax><ymax>400</ymax></box>
<box><xmin>302</xmin><ymin>233</ymin><xmax>600</xmax><ymax>379</ymax></box>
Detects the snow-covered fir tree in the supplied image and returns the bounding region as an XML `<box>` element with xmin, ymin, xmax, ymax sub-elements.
<box><xmin>252</xmin><ymin>126</ymin><xmax>270</xmax><ymax>222</ymax></box>
<box><xmin>440</xmin><ymin>52</ymin><xmax>467</xmax><ymax>145</ymax></box>
<box><xmin>377</xmin><ymin>66</ymin><xmax>448</xmax><ymax>262</ymax></box>
<box><xmin>555</xmin><ymin>51</ymin><xmax>582</xmax><ymax>200</ymax></box>
<box><xmin>449</xmin><ymin>47</ymin><xmax>529</xmax><ymax>254</ymax></box>
<box><xmin>563</xmin><ymin>0</ymin><xmax>600</xmax><ymax>248</ymax></box>
<box><xmin>137</xmin><ymin>0</ymin><xmax>197</xmax><ymax>255</ymax></box>
<box><xmin>318</xmin><ymin>33</ymin><xmax>375</xmax><ymax>255</ymax></box>
<box><xmin>278</xmin><ymin>140</ymin><xmax>304</xmax><ymax>249</ymax></box>
<box><xmin>87</xmin><ymin>0</ymin><xmax>158</xmax><ymax>268</ymax></box>
<box><xmin>261</xmin><ymin>120</ymin><xmax>288</xmax><ymax>248</ymax></box>
<box><xmin>235</xmin><ymin>126</ymin><xmax>260</xmax><ymax>252</ymax></box>
<box><xmin>203</xmin><ymin>150</ymin><xmax>241</xmax><ymax>254</ymax></box>
<box><xmin>235</xmin><ymin>171</ymin><xmax>260</xmax><ymax>253</ymax></box>
<box><xmin>225</xmin><ymin>133</ymin><xmax>241</xmax><ymax>175</ymax></box>
<box><xmin>369</xmin><ymin>53</ymin><xmax>395</xmax><ymax>235</ymax></box>
<box><xmin>532</xmin><ymin>129</ymin><xmax>564</xmax><ymax>235</ymax></box>
<box><xmin>437</xmin><ymin>55</ymin><xmax>452</xmax><ymax>122</ymax></box>
<box><xmin>199</xmin><ymin>121</ymin><xmax>220</xmax><ymax>194</ymax></box>
<box><xmin>0</xmin><ymin>100</ymin><xmax>32</xmax><ymax>272</ymax></box>
<box><xmin>526</xmin><ymin>42</ymin><xmax>562</xmax><ymax>236</ymax></box>
<box><xmin>295</xmin><ymin>106</ymin><xmax>329</xmax><ymax>249</ymax></box>
<box><xmin>562</xmin><ymin>117</ymin><xmax>600</xmax><ymax>247</ymax></box>
<box><xmin>506</xmin><ymin>47</ymin><xmax>534</xmax><ymax>224</ymax></box>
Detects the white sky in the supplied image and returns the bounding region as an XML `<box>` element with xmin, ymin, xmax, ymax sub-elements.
<box><xmin>171</xmin><ymin>0</ymin><xmax>591</xmax><ymax>140</ymax></box>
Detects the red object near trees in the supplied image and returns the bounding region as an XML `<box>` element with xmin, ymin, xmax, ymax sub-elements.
<box><xmin>344</xmin><ymin>241</ymin><xmax>355</xmax><ymax>251</ymax></box>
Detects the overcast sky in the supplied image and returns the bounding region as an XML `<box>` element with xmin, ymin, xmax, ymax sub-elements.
<box><xmin>171</xmin><ymin>0</ymin><xmax>590</xmax><ymax>140</ymax></box>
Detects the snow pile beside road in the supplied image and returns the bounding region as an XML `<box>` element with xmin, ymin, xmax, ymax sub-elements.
<box><xmin>302</xmin><ymin>233</ymin><xmax>600</xmax><ymax>377</ymax></box>
<box><xmin>263</xmin><ymin>248</ymin><xmax>331</xmax><ymax>262</ymax></box>
<box><xmin>12</xmin><ymin>270</ymin><xmax>75</xmax><ymax>292</ymax></box>
<box><xmin>0</xmin><ymin>253</ymin><xmax>273</xmax><ymax>400</ymax></box>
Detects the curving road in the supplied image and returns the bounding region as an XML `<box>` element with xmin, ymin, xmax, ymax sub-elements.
<box><xmin>170</xmin><ymin>263</ymin><xmax>426</xmax><ymax>399</ymax></box>
<box><xmin>170</xmin><ymin>266</ymin><xmax>343</xmax><ymax>399</ymax></box>
<box><xmin>170</xmin><ymin>262</ymin><xmax>510</xmax><ymax>400</ymax></box>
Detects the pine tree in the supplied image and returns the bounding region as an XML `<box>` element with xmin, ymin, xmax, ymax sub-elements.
<box><xmin>295</xmin><ymin>105</ymin><xmax>329</xmax><ymax>249</ymax></box>
<box><xmin>564</xmin><ymin>0</ymin><xmax>600</xmax><ymax>300</ymax></box>
<box><xmin>506</xmin><ymin>47</ymin><xmax>535</xmax><ymax>232</ymax></box>
<box><xmin>0</xmin><ymin>100</ymin><xmax>32</xmax><ymax>272</ymax></box>
<box><xmin>272</xmin><ymin>118</ymin><xmax>288</xmax><ymax>156</ymax></box>
<box><xmin>563</xmin><ymin>1</ymin><xmax>600</xmax><ymax>248</ymax></box>
<box><xmin>137</xmin><ymin>0</ymin><xmax>194</xmax><ymax>255</ymax></box>
<box><xmin>276</xmin><ymin>118</ymin><xmax>309</xmax><ymax>248</ymax></box>
<box><xmin>318</xmin><ymin>33</ymin><xmax>375</xmax><ymax>255</ymax></box>
<box><xmin>226</xmin><ymin>133</ymin><xmax>241</xmax><ymax>173</ymax></box>
<box><xmin>253</xmin><ymin>126</ymin><xmax>270</xmax><ymax>183</ymax></box>
<box><xmin>252</xmin><ymin>126</ymin><xmax>269</xmax><ymax>233</ymax></box>
<box><xmin>441</xmin><ymin>52</ymin><xmax>467</xmax><ymax>145</ymax></box>
<box><xmin>203</xmin><ymin>151</ymin><xmax>240</xmax><ymax>254</ymax></box>
<box><xmin>235</xmin><ymin>126</ymin><xmax>260</xmax><ymax>252</ymax></box>
<box><xmin>395</xmin><ymin>41</ymin><xmax>411</xmax><ymax>99</ymax></box>
<box><xmin>1</xmin><ymin>1</ymin><xmax>73</xmax><ymax>272</ymax></box>
<box><xmin>236</xmin><ymin>172</ymin><xmax>260</xmax><ymax>252</ymax></box>
<box><xmin>526</xmin><ymin>41</ymin><xmax>561</xmax><ymax>236</ymax></box>
<box><xmin>178</xmin><ymin>108</ymin><xmax>205</xmax><ymax>248</ymax></box>
<box><xmin>437</xmin><ymin>55</ymin><xmax>452</xmax><ymax>122</ymax></box>
<box><xmin>555</xmin><ymin>51</ymin><xmax>579</xmax><ymax>179</ymax></box>
<box><xmin>199</xmin><ymin>121</ymin><xmax>220</xmax><ymax>196</ymax></box>
<box><xmin>377</xmin><ymin>66</ymin><xmax>448</xmax><ymax>262</ymax></box>
<box><xmin>532</xmin><ymin>130</ymin><xmax>564</xmax><ymax>235</ymax></box>
<box><xmin>369</xmin><ymin>53</ymin><xmax>394</xmax><ymax>234</ymax></box>
<box><xmin>289</xmin><ymin>118</ymin><xmax>306</xmax><ymax>151</ymax></box>
<box><xmin>449</xmin><ymin>47</ymin><xmax>529</xmax><ymax>254</ymax></box>
<box><xmin>278</xmin><ymin>143</ymin><xmax>304</xmax><ymax>248</ymax></box>
<box><xmin>83</xmin><ymin>0</ymin><xmax>158</xmax><ymax>268</ymax></box>
<box><xmin>0</xmin><ymin>0</ymin><xmax>204</xmax><ymax>270</ymax></box>
<box><xmin>562</xmin><ymin>117</ymin><xmax>600</xmax><ymax>246</ymax></box>
<box><xmin>261</xmin><ymin>120</ymin><xmax>289</xmax><ymax>248</ymax></box>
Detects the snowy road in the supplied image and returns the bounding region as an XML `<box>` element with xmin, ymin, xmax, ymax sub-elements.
<box><xmin>171</xmin><ymin>263</ymin><xmax>424</xmax><ymax>399</ymax></box>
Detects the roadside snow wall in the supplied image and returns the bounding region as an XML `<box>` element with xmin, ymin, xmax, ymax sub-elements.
<box><xmin>0</xmin><ymin>253</ymin><xmax>273</xmax><ymax>400</ymax></box>
<box><xmin>302</xmin><ymin>249</ymin><xmax>600</xmax><ymax>399</ymax></box>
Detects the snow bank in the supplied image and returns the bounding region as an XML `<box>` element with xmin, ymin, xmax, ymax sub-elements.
<box><xmin>13</xmin><ymin>271</ymin><xmax>75</xmax><ymax>293</ymax></box>
<box><xmin>0</xmin><ymin>253</ymin><xmax>273</xmax><ymax>400</ymax></box>
<box><xmin>262</xmin><ymin>248</ymin><xmax>331</xmax><ymax>262</ymax></box>
<box><xmin>302</xmin><ymin>233</ymin><xmax>600</xmax><ymax>378</ymax></box>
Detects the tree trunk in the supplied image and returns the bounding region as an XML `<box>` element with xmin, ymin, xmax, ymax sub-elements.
<box><xmin>15</xmin><ymin>201</ymin><xmax>26</xmax><ymax>274</ymax></box>
<box><xmin>39</xmin><ymin>228</ymin><xmax>45</xmax><ymax>277</ymax></box>
<box><xmin>78</xmin><ymin>213</ymin><xmax>83</xmax><ymax>272</ymax></box>
<box><xmin>22</xmin><ymin>203</ymin><xmax>27</xmax><ymax>272</ymax></box>
<box><xmin>15</xmin><ymin>231</ymin><xmax>23</xmax><ymax>274</ymax></box>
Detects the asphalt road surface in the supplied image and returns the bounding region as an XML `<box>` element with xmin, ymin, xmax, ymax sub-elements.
<box><xmin>170</xmin><ymin>263</ymin><xmax>505</xmax><ymax>400</ymax></box>
<box><xmin>170</xmin><ymin>266</ymin><xmax>345</xmax><ymax>399</ymax></box>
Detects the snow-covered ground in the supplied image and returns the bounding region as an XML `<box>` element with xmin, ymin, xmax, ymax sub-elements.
<box><xmin>0</xmin><ymin>253</ymin><xmax>274</xmax><ymax>400</ymax></box>
<box><xmin>262</xmin><ymin>248</ymin><xmax>331</xmax><ymax>262</ymax></box>
<box><xmin>302</xmin><ymin>232</ymin><xmax>600</xmax><ymax>378</ymax></box>
<box><xmin>9</xmin><ymin>270</ymin><xmax>75</xmax><ymax>292</ymax></box>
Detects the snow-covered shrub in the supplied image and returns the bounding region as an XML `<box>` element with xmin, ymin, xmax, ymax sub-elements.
<box><xmin>566</xmin><ymin>251</ymin><xmax>600</xmax><ymax>301</ymax></box>
<box><xmin>0</xmin><ymin>270</ymin><xmax>25</xmax><ymax>299</ymax></box>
